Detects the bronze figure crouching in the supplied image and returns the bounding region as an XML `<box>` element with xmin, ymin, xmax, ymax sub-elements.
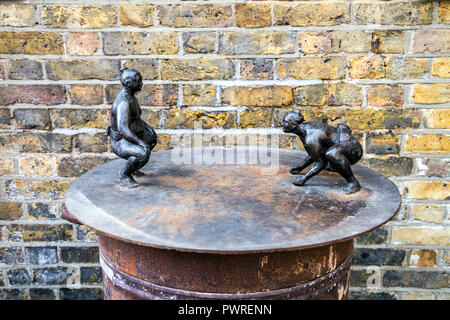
<box><xmin>107</xmin><ymin>68</ymin><xmax>157</xmax><ymax>188</ymax></box>
<box><xmin>282</xmin><ymin>110</ymin><xmax>363</xmax><ymax>194</ymax></box>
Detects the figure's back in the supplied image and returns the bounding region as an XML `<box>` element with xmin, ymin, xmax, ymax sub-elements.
<box><xmin>302</xmin><ymin>121</ymin><xmax>339</xmax><ymax>146</ymax></box>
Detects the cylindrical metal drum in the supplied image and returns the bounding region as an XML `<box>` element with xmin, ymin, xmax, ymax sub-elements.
<box><xmin>99</xmin><ymin>234</ymin><xmax>353</xmax><ymax>300</ymax></box>
<box><xmin>63</xmin><ymin>147</ymin><xmax>400</xmax><ymax>300</ymax></box>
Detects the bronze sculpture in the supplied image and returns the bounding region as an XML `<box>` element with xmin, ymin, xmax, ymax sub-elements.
<box><xmin>106</xmin><ymin>68</ymin><xmax>157</xmax><ymax>188</ymax></box>
<box><xmin>282</xmin><ymin>110</ymin><xmax>363</xmax><ymax>194</ymax></box>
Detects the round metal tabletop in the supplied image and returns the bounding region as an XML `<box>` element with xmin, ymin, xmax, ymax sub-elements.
<box><xmin>64</xmin><ymin>147</ymin><xmax>401</xmax><ymax>253</ymax></box>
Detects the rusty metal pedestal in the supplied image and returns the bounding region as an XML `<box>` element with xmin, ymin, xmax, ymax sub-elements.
<box><xmin>63</xmin><ymin>147</ymin><xmax>400</xmax><ymax>300</ymax></box>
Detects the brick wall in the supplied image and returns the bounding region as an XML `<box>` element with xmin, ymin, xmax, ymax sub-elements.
<box><xmin>0</xmin><ymin>0</ymin><xmax>448</xmax><ymax>300</ymax></box>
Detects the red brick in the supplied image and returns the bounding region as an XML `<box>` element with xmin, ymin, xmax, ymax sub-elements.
<box><xmin>0</xmin><ymin>85</ymin><xmax>66</xmax><ymax>106</ymax></box>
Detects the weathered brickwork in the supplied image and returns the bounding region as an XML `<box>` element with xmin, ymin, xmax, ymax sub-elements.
<box><xmin>0</xmin><ymin>1</ymin><xmax>448</xmax><ymax>300</ymax></box>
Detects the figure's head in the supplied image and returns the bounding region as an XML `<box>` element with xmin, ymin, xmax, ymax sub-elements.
<box><xmin>282</xmin><ymin>110</ymin><xmax>304</xmax><ymax>133</ymax></box>
<box><xmin>120</xmin><ymin>67</ymin><xmax>143</xmax><ymax>93</ymax></box>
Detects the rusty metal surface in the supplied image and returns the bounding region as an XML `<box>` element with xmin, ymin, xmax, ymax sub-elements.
<box><xmin>61</xmin><ymin>205</ymin><xmax>81</xmax><ymax>225</ymax></box>
<box><xmin>64</xmin><ymin>147</ymin><xmax>401</xmax><ymax>253</ymax></box>
<box><xmin>100</xmin><ymin>232</ymin><xmax>352</xmax><ymax>299</ymax></box>
<box><xmin>102</xmin><ymin>253</ymin><xmax>351</xmax><ymax>300</ymax></box>
<box><xmin>98</xmin><ymin>233</ymin><xmax>353</xmax><ymax>293</ymax></box>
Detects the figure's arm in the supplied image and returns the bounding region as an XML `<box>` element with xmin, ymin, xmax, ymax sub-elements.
<box><xmin>301</xmin><ymin>158</ymin><xmax>326</xmax><ymax>180</ymax></box>
<box><xmin>290</xmin><ymin>155</ymin><xmax>313</xmax><ymax>174</ymax></box>
<box><xmin>116</xmin><ymin>101</ymin><xmax>146</xmax><ymax>148</ymax></box>
<box><xmin>293</xmin><ymin>140</ymin><xmax>326</xmax><ymax>186</ymax></box>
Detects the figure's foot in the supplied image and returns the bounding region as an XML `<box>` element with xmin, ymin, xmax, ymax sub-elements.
<box><xmin>343</xmin><ymin>180</ymin><xmax>361</xmax><ymax>194</ymax></box>
<box><xmin>119</xmin><ymin>173</ymin><xmax>140</xmax><ymax>188</ymax></box>
<box><xmin>292</xmin><ymin>176</ymin><xmax>307</xmax><ymax>186</ymax></box>
<box><xmin>133</xmin><ymin>170</ymin><xmax>145</xmax><ymax>177</ymax></box>
<box><xmin>290</xmin><ymin>167</ymin><xmax>302</xmax><ymax>175</ymax></box>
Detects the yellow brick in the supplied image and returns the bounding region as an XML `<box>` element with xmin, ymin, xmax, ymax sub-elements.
<box><xmin>69</xmin><ymin>85</ymin><xmax>104</xmax><ymax>106</ymax></box>
<box><xmin>293</xmin><ymin>85</ymin><xmax>327</xmax><ymax>106</ymax></box>
<box><xmin>412</xmin><ymin>83</ymin><xmax>450</xmax><ymax>104</ymax></box>
<box><xmin>140</xmin><ymin>110</ymin><xmax>160</xmax><ymax>129</ymax></box>
<box><xmin>371</xmin><ymin>30</ymin><xmax>406</xmax><ymax>54</ymax></box>
<box><xmin>183</xmin><ymin>32</ymin><xmax>216</xmax><ymax>54</ymax></box>
<box><xmin>103</xmin><ymin>32</ymin><xmax>178</xmax><ymax>55</ymax></box>
<box><xmin>392</xmin><ymin>227</ymin><xmax>449</xmax><ymax>245</ymax></box>
<box><xmin>360</xmin><ymin>156</ymin><xmax>412</xmax><ymax>177</ymax></box>
<box><xmin>274</xmin><ymin>3</ymin><xmax>350</xmax><ymax>26</ymax></box>
<box><xmin>423</xmin><ymin>109</ymin><xmax>450</xmax><ymax>129</ymax></box>
<box><xmin>41</xmin><ymin>5</ymin><xmax>116</xmax><ymax>28</ymax></box>
<box><xmin>0</xmin><ymin>32</ymin><xmax>64</xmax><ymax>55</ymax></box>
<box><xmin>159</xmin><ymin>5</ymin><xmax>233</xmax><ymax>28</ymax></box>
<box><xmin>366</xmin><ymin>132</ymin><xmax>401</xmax><ymax>155</ymax></box>
<box><xmin>299</xmin><ymin>32</ymin><xmax>331</xmax><ymax>54</ymax></box>
<box><xmin>164</xmin><ymin>109</ymin><xmax>236</xmax><ymax>129</ymax></box>
<box><xmin>123</xmin><ymin>60</ymin><xmax>158</xmax><ymax>80</ymax></box>
<box><xmin>355</xmin><ymin>2</ymin><xmax>433</xmax><ymax>25</ymax></box>
<box><xmin>152</xmin><ymin>134</ymin><xmax>173</xmax><ymax>152</ymax></box>
<box><xmin>302</xmin><ymin>108</ymin><xmax>346</xmax><ymax>127</ymax></box>
<box><xmin>402</xmin><ymin>293</ymin><xmax>435</xmax><ymax>300</ymax></box>
<box><xmin>349</xmin><ymin>56</ymin><xmax>385</xmax><ymax>79</ymax></box>
<box><xmin>331</xmin><ymin>31</ymin><xmax>370</xmax><ymax>53</ymax></box>
<box><xmin>405</xmin><ymin>134</ymin><xmax>450</xmax><ymax>153</ymax></box>
<box><xmin>406</xmin><ymin>59</ymin><xmax>430</xmax><ymax>78</ymax></box>
<box><xmin>120</xmin><ymin>4</ymin><xmax>154</xmax><ymax>27</ymax></box>
<box><xmin>235</xmin><ymin>3</ymin><xmax>271</xmax><ymax>28</ymax></box>
<box><xmin>220</xmin><ymin>31</ymin><xmax>296</xmax><ymax>55</ymax></box>
<box><xmin>182</xmin><ymin>85</ymin><xmax>216</xmax><ymax>106</ymax></box>
<box><xmin>346</xmin><ymin>109</ymin><xmax>419</xmax><ymax>130</ymax></box>
<box><xmin>0</xmin><ymin>4</ymin><xmax>37</xmax><ymax>27</ymax></box>
<box><xmin>161</xmin><ymin>59</ymin><xmax>234</xmax><ymax>81</ymax></box>
<box><xmin>0</xmin><ymin>132</ymin><xmax>72</xmax><ymax>154</ymax></box>
<box><xmin>0</xmin><ymin>108</ymin><xmax>9</xmax><ymax>127</ymax></box>
<box><xmin>51</xmin><ymin>109</ymin><xmax>109</xmax><ymax>129</ymax></box>
<box><xmin>411</xmin><ymin>204</ymin><xmax>445</xmax><ymax>223</ymax></box>
<box><xmin>240</xmin><ymin>59</ymin><xmax>273</xmax><ymax>80</ymax></box>
<box><xmin>410</xmin><ymin>250</ymin><xmax>437</xmax><ymax>267</ymax></box>
<box><xmin>239</xmin><ymin>108</ymin><xmax>273</xmax><ymax>128</ymax></box>
<box><xmin>5</xmin><ymin>224</ymin><xmax>73</xmax><ymax>241</ymax></box>
<box><xmin>327</xmin><ymin>83</ymin><xmax>363</xmax><ymax>106</ymax></box>
<box><xmin>278</xmin><ymin>57</ymin><xmax>346</xmax><ymax>80</ymax></box>
<box><xmin>385</xmin><ymin>57</ymin><xmax>429</xmax><ymax>80</ymax></box>
<box><xmin>0</xmin><ymin>157</ymin><xmax>14</xmax><ymax>175</ymax></box>
<box><xmin>402</xmin><ymin>181</ymin><xmax>449</xmax><ymax>200</ymax></box>
<box><xmin>5</xmin><ymin>180</ymin><xmax>72</xmax><ymax>200</ymax></box>
<box><xmin>0</xmin><ymin>202</ymin><xmax>23</xmax><ymax>221</ymax></box>
<box><xmin>46</xmin><ymin>59</ymin><xmax>119</xmax><ymax>81</ymax></box>
<box><xmin>221</xmin><ymin>86</ymin><xmax>293</xmax><ymax>107</ymax></box>
<box><xmin>438</xmin><ymin>1</ymin><xmax>450</xmax><ymax>24</ymax></box>
<box><xmin>19</xmin><ymin>156</ymin><xmax>54</xmax><ymax>177</ymax></box>
<box><xmin>432</xmin><ymin>57</ymin><xmax>450</xmax><ymax>78</ymax></box>
<box><xmin>368</xmin><ymin>85</ymin><xmax>403</xmax><ymax>107</ymax></box>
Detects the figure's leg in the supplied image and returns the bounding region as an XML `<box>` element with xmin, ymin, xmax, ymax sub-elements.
<box><xmin>293</xmin><ymin>159</ymin><xmax>326</xmax><ymax>186</ymax></box>
<box><xmin>325</xmin><ymin>146</ymin><xmax>360</xmax><ymax>194</ymax></box>
<box><xmin>111</xmin><ymin>139</ymin><xmax>148</xmax><ymax>188</ymax></box>
<box><xmin>133</xmin><ymin>170</ymin><xmax>146</xmax><ymax>177</ymax></box>
<box><xmin>133</xmin><ymin>126</ymin><xmax>156</xmax><ymax>176</ymax></box>
<box><xmin>132</xmin><ymin>151</ymin><xmax>150</xmax><ymax>177</ymax></box>
<box><xmin>119</xmin><ymin>156</ymin><xmax>141</xmax><ymax>188</ymax></box>
<box><xmin>290</xmin><ymin>155</ymin><xmax>314</xmax><ymax>175</ymax></box>
<box><xmin>345</xmin><ymin>139</ymin><xmax>363</xmax><ymax>165</ymax></box>
<box><xmin>324</xmin><ymin>163</ymin><xmax>337</xmax><ymax>172</ymax></box>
